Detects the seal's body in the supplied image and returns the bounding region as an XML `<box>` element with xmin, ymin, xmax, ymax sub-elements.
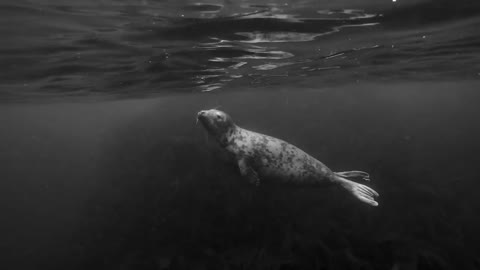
<box><xmin>197</xmin><ymin>109</ymin><xmax>379</xmax><ymax>206</ymax></box>
<box><xmin>227</xmin><ymin>128</ymin><xmax>334</xmax><ymax>185</ymax></box>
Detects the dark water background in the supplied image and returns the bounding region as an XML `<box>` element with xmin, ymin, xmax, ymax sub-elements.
<box><xmin>1</xmin><ymin>0</ymin><xmax>480</xmax><ymax>269</ymax></box>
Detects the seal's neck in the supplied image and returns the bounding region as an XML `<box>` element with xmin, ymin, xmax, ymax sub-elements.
<box><xmin>217</xmin><ymin>125</ymin><xmax>238</xmax><ymax>147</ymax></box>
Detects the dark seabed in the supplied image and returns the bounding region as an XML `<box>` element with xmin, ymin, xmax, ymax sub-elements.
<box><xmin>1</xmin><ymin>0</ymin><xmax>480</xmax><ymax>269</ymax></box>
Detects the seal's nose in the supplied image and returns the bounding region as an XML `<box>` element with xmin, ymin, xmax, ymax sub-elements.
<box><xmin>197</xmin><ymin>110</ymin><xmax>207</xmax><ymax>124</ymax></box>
<box><xmin>197</xmin><ymin>110</ymin><xmax>207</xmax><ymax>118</ymax></box>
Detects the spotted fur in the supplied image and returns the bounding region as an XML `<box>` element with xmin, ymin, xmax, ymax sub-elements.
<box><xmin>197</xmin><ymin>109</ymin><xmax>335</xmax><ymax>185</ymax></box>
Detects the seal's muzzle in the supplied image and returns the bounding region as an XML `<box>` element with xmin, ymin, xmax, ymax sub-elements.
<box><xmin>196</xmin><ymin>110</ymin><xmax>207</xmax><ymax>124</ymax></box>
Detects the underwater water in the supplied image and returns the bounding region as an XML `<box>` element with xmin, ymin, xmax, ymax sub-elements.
<box><xmin>1</xmin><ymin>0</ymin><xmax>480</xmax><ymax>269</ymax></box>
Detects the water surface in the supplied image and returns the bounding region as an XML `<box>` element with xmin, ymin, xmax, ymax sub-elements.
<box><xmin>1</xmin><ymin>0</ymin><xmax>479</xmax><ymax>99</ymax></box>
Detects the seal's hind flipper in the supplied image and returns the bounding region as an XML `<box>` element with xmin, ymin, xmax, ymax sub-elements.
<box><xmin>335</xmin><ymin>171</ymin><xmax>370</xmax><ymax>181</ymax></box>
<box><xmin>238</xmin><ymin>158</ymin><xmax>260</xmax><ymax>186</ymax></box>
<box><xmin>336</xmin><ymin>177</ymin><xmax>379</xmax><ymax>207</ymax></box>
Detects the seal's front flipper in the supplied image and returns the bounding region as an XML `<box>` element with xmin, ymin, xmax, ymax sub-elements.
<box><xmin>238</xmin><ymin>158</ymin><xmax>260</xmax><ymax>186</ymax></box>
<box><xmin>335</xmin><ymin>171</ymin><xmax>370</xmax><ymax>181</ymax></box>
<box><xmin>336</xmin><ymin>176</ymin><xmax>379</xmax><ymax>206</ymax></box>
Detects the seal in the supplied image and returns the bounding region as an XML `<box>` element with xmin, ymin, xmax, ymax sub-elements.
<box><xmin>197</xmin><ymin>109</ymin><xmax>379</xmax><ymax>206</ymax></box>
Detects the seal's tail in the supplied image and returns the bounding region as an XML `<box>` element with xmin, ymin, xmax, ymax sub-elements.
<box><xmin>335</xmin><ymin>176</ymin><xmax>379</xmax><ymax>207</ymax></box>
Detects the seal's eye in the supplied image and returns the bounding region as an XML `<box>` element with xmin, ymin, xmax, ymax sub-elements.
<box><xmin>216</xmin><ymin>114</ymin><xmax>222</xmax><ymax>120</ymax></box>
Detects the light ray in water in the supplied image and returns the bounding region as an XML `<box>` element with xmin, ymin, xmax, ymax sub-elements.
<box><xmin>200</xmin><ymin>83</ymin><xmax>223</xmax><ymax>92</ymax></box>
<box><xmin>253</xmin><ymin>62</ymin><xmax>294</xmax><ymax>71</ymax></box>
<box><xmin>316</xmin><ymin>9</ymin><xmax>380</xmax><ymax>20</ymax></box>
<box><xmin>237</xmin><ymin>50</ymin><xmax>294</xmax><ymax>60</ymax></box>
<box><xmin>236</xmin><ymin>32</ymin><xmax>326</xmax><ymax>43</ymax></box>
<box><xmin>236</xmin><ymin>23</ymin><xmax>379</xmax><ymax>44</ymax></box>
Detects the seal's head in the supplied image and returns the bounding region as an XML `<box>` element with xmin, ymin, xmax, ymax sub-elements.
<box><xmin>197</xmin><ymin>109</ymin><xmax>236</xmax><ymax>146</ymax></box>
